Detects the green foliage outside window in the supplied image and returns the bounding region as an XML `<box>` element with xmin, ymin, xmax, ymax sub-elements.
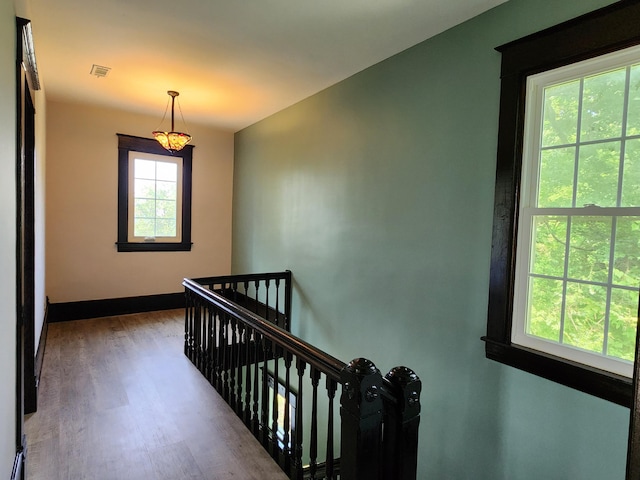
<box><xmin>133</xmin><ymin>158</ymin><xmax>178</xmax><ymax>238</ymax></box>
<box><xmin>525</xmin><ymin>63</ymin><xmax>640</xmax><ymax>364</ymax></box>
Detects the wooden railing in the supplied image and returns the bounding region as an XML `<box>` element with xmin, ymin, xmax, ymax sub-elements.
<box><xmin>183</xmin><ymin>271</ymin><xmax>421</xmax><ymax>480</ymax></box>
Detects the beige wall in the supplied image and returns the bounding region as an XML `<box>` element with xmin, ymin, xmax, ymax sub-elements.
<box><xmin>46</xmin><ymin>100</ymin><xmax>233</xmax><ymax>303</ymax></box>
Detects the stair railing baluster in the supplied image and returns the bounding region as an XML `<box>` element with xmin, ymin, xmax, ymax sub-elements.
<box><xmin>215</xmin><ymin>309</ymin><xmax>224</xmax><ymax>392</ymax></box>
<box><xmin>193</xmin><ymin>299</ymin><xmax>201</xmax><ymax>370</ymax></box>
<box><xmin>236</xmin><ymin>321</ymin><xmax>244</xmax><ymax>417</ymax></box>
<box><xmin>254</xmin><ymin>280</ymin><xmax>260</xmax><ymax>314</ymax></box>
<box><xmin>293</xmin><ymin>358</ymin><xmax>306</xmax><ymax>480</ymax></box>
<box><xmin>271</xmin><ymin>344</ymin><xmax>280</xmax><ymax>459</ymax></box>
<box><xmin>243</xmin><ymin>280</ymin><xmax>250</xmax><ymax>310</ymax></box>
<box><xmin>265</xmin><ymin>278</ymin><xmax>270</xmax><ymax>323</ymax></box>
<box><xmin>261</xmin><ymin>336</ymin><xmax>271</xmax><ymax>447</ymax></box>
<box><xmin>228</xmin><ymin>315</ymin><xmax>237</xmax><ymax>410</ymax></box>
<box><xmin>283</xmin><ymin>351</ymin><xmax>293</xmax><ymax>473</ymax></box>
<box><xmin>274</xmin><ymin>277</ymin><xmax>281</xmax><ymax>328</ymax></box>
<box><xmin>206</xmin><ymin>306</ymin><xmax>214</xmax><ymax>383</ymax></box>
<box><xmin>309</xmin><ymin>367</ymin><xmax>321</xmax><ymax>479</ymax></box>
<box><xmin>284</xmin><ymin>270</ymin><xmax>292</xmax><ymax>331</ymax></box>
<box><xmin>326</xmin><ymin>376</ymin><xmax>337</xmax><ymax>480</ymax></box>
<box><xmin>244</xmin><ymin>326</ymin><xmax>253</xmax><ymax>427</ymax></box>
<box><xmin>183</xmin><ymin>291</ymin><xmax>192</xmax><ymax>358</ymax></box>
<box><xmin>252</xmin><ymin>331</ymin><xmax>261</xmax><ymax>436</ymax></box>
<box><xmin>223</xmin><ymin>312</ymin><xmax>232</xmax><ymax>403</ymax></box>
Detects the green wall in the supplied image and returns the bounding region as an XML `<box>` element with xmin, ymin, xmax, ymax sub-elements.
<box><xmin>233</xmin><ymin>0</ymin><xmax>628</xmax><ymax>478</ymax></box>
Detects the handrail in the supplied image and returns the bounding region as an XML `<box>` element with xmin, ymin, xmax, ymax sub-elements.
<box><xmin>183</xmin><ymin>277</ymin><xmax>346</xmax><ymax>381</ymax></box>
<box><xmin>192</xmin><ymin>270</ymin><xmax>293</xmax><ymax>285</ymax></box>
<box><xmin>183</xmin><ymin>272</ymin><xmax>421</xmax><ymax>480</ymax></box>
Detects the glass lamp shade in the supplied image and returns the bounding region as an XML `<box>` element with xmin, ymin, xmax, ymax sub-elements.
<box><xmin>152</xmin><ymin>131</ymin><xmax>192</xmax><ymax>153</ymax></box>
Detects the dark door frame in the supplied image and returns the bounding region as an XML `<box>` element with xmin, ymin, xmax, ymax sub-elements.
<box><xmin>14</xmin><ymin>16</ymin><xmax>39</xmax><ymax>480</ymax></box>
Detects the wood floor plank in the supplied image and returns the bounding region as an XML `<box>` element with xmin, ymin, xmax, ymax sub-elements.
<box><xmin>25</xmin><ymin>309</ymin><xmax>288</xmax><ymax>480</ymax></box>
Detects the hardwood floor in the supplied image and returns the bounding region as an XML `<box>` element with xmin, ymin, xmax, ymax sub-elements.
<box><xmin>25</xmin><ymin>309</ymin><xmax>289</xmax><ymax>480</ymax></box>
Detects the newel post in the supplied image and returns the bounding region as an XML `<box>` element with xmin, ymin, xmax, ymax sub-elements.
<box><xmin>383</xmin><ymin>366</ymin><xmax>421</xmax><ymax>480</ymax></box>
<box><xmin>340</xmin><ymin>358</ymin><xmax>384</xmax><ymax>480</ymax></box>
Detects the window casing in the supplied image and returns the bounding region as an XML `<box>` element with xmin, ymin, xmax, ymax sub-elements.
<box><xmin>485</xmin><ymin>1</ymin><xmax>640</xmax><ymax>407</ymax></box>
<box><xmin>117</xmin><ymin>134</ymin><xmax>193</xmax><ymax>252</ymax></box>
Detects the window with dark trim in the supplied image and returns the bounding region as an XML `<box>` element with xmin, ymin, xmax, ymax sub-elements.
<box><xmin>116</xmin><ymin>134</ymin><xmax>194</xmax><ymax>252</ymax></box>
<box><xmin>484</xmin><ymin>0</ymin><xmax>640</xmax><ymax>407</ymax></box>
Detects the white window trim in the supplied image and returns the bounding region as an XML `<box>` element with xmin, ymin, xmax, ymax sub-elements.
<box><xmin>511</xmin><ymin>44</ymin><xmax>640</xmax><ymax>378</ymax></box>
<box><xmin>127</xmin><ymin>151</ymin><xmax>183</xmax><ymax>243</ymax></box>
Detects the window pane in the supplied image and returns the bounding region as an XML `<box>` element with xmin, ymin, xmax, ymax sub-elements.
<box><xmin>134</xmin><ymin>218</ymin><xmax>155</xmax><ymax>237</ymax></box>
<box><xmin>527</xmin><ymin>277</ymin><xmax>563</xmax><ymax>342</ymax></box>
<box><xmin>135</xmin><ymin>179</ymin><xmax>156</xmax><ymax>199</ymax></box>
<box><xmin>614</xmin><ymin>217</ymin><xmax>640</xmax><ymax>288</ymax></box>
<box><xmin>564</xmin><ymin>282</ymin><xmax>606</xmax><ymax>353</ymax></box>
<box><xmin>627</xmin><ymin>64</ymin><xmax>640</xmax><ymax>136</ymax></box>
<box><xmin>156</xmin><ymin>161</ymin><xmax>177</xmax><ymax>181</ymax></box>
<box><xmin>156</xmin><ymin>180</ymin><xmax>177</xmax><ymax>200</ymax></box>
<box><xmin>134</xmin><ymin>198</ymin><xmax>155</xmax><ymax>219</ymax></box>
<box><xmin>542</xmin><ymin>80</ymin><xmax>580</xmax><ymax>147</ymax></box>
<box><xmin>155</xmin><ymin>200</ymin><xmax>176</xmax><ymax>220</ymax></box>
<box><xmin>538</xmin><ymin>147</ymin><xmax>575</xmax><ymax>207</ymax></box>
<box><xmin>568</xmin><ymin>216</ymin><xmax>612</xmax><ymax>283</ymax></box>
<box><xmin>134</xmin><ymin>159</ymin><xmax>156</xmax><ymax>179</ymax></box>
<box><xmin>622</xmin><ymin>138</ymin><xmax>640</xmax><ymax>206</ymax></box>
<box><xmin>531</xmin><ymin>216</ymin><xmax>567</xmax><ymax>277</ymax></box>
<box><xmin>581</xmin><ymin>68</ymin><xmax>626</xmax><ymax>142</ymax></box>
<box><xmin>608</xmin><ymin>287</ymin><xmax>638</xmax><ymax>362</ymax></box>
<box><xmin>576</xmin><ymin>142</ymin><xmax>620</xmax><ymax>207</ymax></box>
<box><xmin>155</xmin><ymin>219</ymin><xmax>176</xmax><ymax>237</ymax></box>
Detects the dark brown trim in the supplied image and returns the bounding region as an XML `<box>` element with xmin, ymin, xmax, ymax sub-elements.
<box><xmin>627</xmin><ymin>300</ymin><xmax>640</xmax><ymax>478</ymax></box>
<box><xmin>115</xmin><ymin>241</ymin><xmax>192</xmax><ymax>252</ymax></box>
<box><xmin>497</xmin><ymin>0</ymin><xmax>640</xmax><ymax>77</ymax></box>
<box><xmin>16</xmin><ymin>13</ymin><xmax>38</xmax><ymax>424</ymax></box>
<box><xmin>48</xmin><ymin>292</ymin><xmax>185</xmax><ymax>323</ymax></box>
<box><xmin>34</xmin><ymin>300</ymin><xmax>49</xmax><ymax>392</ymax></box>
<box><xmin>484</xmin><ymin>338</ymin><xmax>631</xmax><ymax>406</ymax></box>
<box><xmin>485</xmin><ymin>0</ymin><xmax>640</xmax><ymax>407</ymax></box>
<box><xmin>116</xmin><ymin>133</ymin><xmax>193</xmax><ymax>252</ymax></box>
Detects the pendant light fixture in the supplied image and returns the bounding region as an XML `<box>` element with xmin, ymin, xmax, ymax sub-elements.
<box><xmin>152</xmin><ymin>90</ymin><xmax>192</xmax><ymax>153</ymax></box>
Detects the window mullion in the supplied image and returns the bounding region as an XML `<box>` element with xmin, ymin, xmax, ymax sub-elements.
<box><xmin>618</xmin><ymin>66</ymin><xmax>632</xmax><ymax>208</ymax></box>
<box><xmin>572</xmin><ymin>78</ymin><xmax>584</xmax><ymax>209</ymax></box>
<box><xmin>559</xmin><ymin>215</ymin><xmax>572</xmax><ymax>345</ymax></box>
<box><xmin>602</xmin><ymin>216</ymin><xmax>618</xmax><ymax>356</ymax></box>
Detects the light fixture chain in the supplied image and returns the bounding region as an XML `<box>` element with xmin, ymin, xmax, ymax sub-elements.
<box><xmin>153</xmin><ymin>96</ymin><xmax>171</xmax><ymax>131</ymax></box>
<box><xmin>176</xmin><ymin>96</ymin><xmax>191</xmax><ymax>134</ymax></box>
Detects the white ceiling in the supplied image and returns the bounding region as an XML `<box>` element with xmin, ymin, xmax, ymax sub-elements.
<box><xmin>22</xmin><ymin>0</ymin><xmax>506</xmax><ymax>132</ymax></box>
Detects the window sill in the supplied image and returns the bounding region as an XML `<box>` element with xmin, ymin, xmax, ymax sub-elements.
<box><xmin>482</xmin><ymin>337</ymin><xmax>632</xmax><ymax>407</ymax></box>
<box><xmin>116</xmin><ymin>241</ymin><xmax>192</xmax><ymax>252</ymax></box>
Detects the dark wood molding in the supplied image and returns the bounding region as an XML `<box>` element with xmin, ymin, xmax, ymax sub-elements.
<box><xmin>484</xmin><ymin>338</ymin><xmax>631</xmax><ymax>407</ymax></box>
<box><xmin>116</xmin><ymin>133</ymin><xmax>193</xmax><ymax>252</ymax></box>
<box><xmin>16</xmin><ymin>13</ymin><xmax>38</xmax><ymax>423</ymax></box>
<box><xmin>485</xmin><ymin>0</ymin><xmax>640</xmax><ymax>406</ymax></box>
<box><xmin>48</xmin><ymin>292</ymin><xmax>185</xmax><ymax>323</ymax></box>
<box><xmin>627</xmin><ymin>306</ymin><xmax>640</xmax><ymax>478</ymax></box>
<box><xmin>34</xmin><ymin>300</ymin><xmax>49</xmax><ymax>392</ymax></box>
<box><xmin>115</xmin><ymin>241</ymin><xmax>193</xmax><ymax>252</ymax></box>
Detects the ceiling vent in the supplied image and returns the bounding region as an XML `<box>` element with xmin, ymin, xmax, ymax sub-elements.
<box><xmin>90</xmin><ymin>64</ymin><xmax>111</xmax><ymax>78</ymax></box>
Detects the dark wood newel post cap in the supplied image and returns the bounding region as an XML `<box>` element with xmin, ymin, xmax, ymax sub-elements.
<box><xmin>340</xmin><ymin>358</ymin><xmax>383</xmax><ymax>416</ymax></box>
<box><xmin>385</xmin><ymin>366</ymin><xmax>422</xmax><ymax>419</ymax></box>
